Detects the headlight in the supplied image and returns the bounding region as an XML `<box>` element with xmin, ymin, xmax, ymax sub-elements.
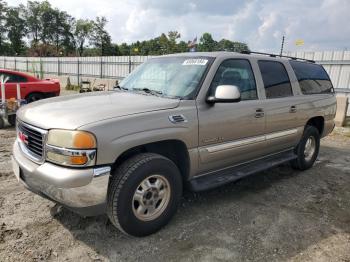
<box><xmin>46</xmin><ymin>129</ymin><xmax>97</xmax><ymax>167</ymax></box>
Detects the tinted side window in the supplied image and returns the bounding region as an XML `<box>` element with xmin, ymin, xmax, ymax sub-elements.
<box><xmin>6</xmin><ymin>73</ymin><xmax>28</xmax><ymax>83</ymax></box>
<box><xmin>290</xmin><ymin>61</ymin><xmax>333</xmax><ymax>94</ymax></box>
<box><xmin>210</xmin><ymin>59</ymin><xmax>257</xmax><ymax>100</ymax></box>
<box><xmin>258</xmin><ymin>61</ymin><xmax>293</xmax><ymax>98</ymax></box>
<box><xmin>0</xmin><ymin>73</ymin><xmax>27</xmax><ymax>83</ymax></box>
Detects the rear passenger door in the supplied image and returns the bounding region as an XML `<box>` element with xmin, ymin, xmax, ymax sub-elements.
<box><xmin>257</xmin><ymin>60</ymin><xmax>302</xmax><ymax>153</ymax></box>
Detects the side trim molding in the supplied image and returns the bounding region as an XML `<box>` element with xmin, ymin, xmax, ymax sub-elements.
<box><xmin>207</xmin><ymin>136</ymin><xmax>265</xmax><ymax>153</ymax></box>
<box><xmin>205</xmin><ymin>128</ymin><xmax>299</xmax><ymax>153</ymax></box>
<box><xmin>265</xmin><ymin>129</ymin><xmax>298</xmax><ymax>140</ymax></box>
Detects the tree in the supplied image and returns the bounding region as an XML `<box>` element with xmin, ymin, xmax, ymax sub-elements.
<box><xmin>198</xmin><ymin>33</ymin><xmax>217</xmax><ymax>52</ymax></box>
<box><xmin>158</xmin><ymin>33</ymin><xmax>169</xmax><ymax>54</ymax></box>
<box><xmin>5</xmin><ymin>6</ymin><xmax>27</xmax><ymax>55</ymax></box>
<box><xmin>38</xmin><ymin>1</ymin><xmax>55</xmax><ymax>45</ymax></box>
<box><xmin>177</xmin><ymin>41</ymin><xmax>188</xmax><ymax>53</ymax></box>
<box><xmin>168</xmin><ymin>30</ymin><xmax>180</xmax><ymax>53</ymax></box>
<box><xmin>119</xmin><ymin>42</ymin><xmax>130</xmax><ymax>56</ymax></box>
<box><xmin>23</xmin><ymin>1</ymin><xmax>76</xmax><ymax>56</ymax></box>
<box><xmin>0</xmin><ymin>0</ymin><xmax>7</xmax><ymax>52</ymax></box>
<box><xmin>25</xmin><ymin>1</ymin><xmax>43</xmax><ymax>46</ymax></box>
<box><xmin>49</xmin><ymin>9</ymin><xmax>75</xmax><ymax>55</ymax></box>
<box><xmin>60</xmin><ymin>13</ymin><xmax>75</xmax><ymax>55</ymax></box>
<box><xmin>0</xmin><ymin>0</ymin><xmax>252</xmax><ymax>57</ymax></box>
<box><xmin>74</xmin><ymin>19</ymin><xmax>94</xmax><ymax>56</ymax></box>
<box><xmin>90</xmin><ymin>16</ymin><xmax>113</xmax><ymax>56</ymax></box>
<box><xmin>216</xmin><ymin>39</ymin><xmax>249</xmax><ymax>52</ymax></box>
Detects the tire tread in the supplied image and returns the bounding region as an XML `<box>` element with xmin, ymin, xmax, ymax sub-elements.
<box><xmin>291</xmin><ymin>125</ymin><xmax>320</xmax><ymax>170</ymax></box>
<box><xmin>107</xmin><ymin>153</ymin><xmax>171</xmax><ymax>235</ymax></box>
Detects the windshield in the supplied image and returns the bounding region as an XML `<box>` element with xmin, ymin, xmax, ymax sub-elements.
<box><xmin>119</xmin><ymin>56</ymin><xmax>212</xmax><ymax>99</ymax></box>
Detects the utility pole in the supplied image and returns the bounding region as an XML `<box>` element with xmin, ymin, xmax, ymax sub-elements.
<box><xmin>280</xmin><ymin>35</ymin><xmax>285</xmax><ymax>56</ymax></box>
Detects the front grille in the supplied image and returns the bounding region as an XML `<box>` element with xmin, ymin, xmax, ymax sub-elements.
<box><xmin>17</xmin><ymin>121</ymin><xmax>47</xmax><ymax>162</ymax></box>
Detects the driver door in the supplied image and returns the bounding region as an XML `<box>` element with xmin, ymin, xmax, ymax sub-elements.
<box><xmin>197</xmin><ymin>59</ymin><xmax>267</xmax><ymax>174</ymax></box>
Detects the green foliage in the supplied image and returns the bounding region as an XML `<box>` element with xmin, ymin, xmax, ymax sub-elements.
<box><xmin>74</xmin><ymin>19</ymin><xmax>94</xmax><ymax>56</ymax></box>
<box><xmin>89</xmin><ymin>16</ymin><xmax>113</xmax><ymax>56</ymax></box>
<box><xmin>5</xmin><ymin>6</ymin><xmax>26</xmax><ymax>55</ymax></box>
<box><xmin>116</xmin><ymin>31</ymin><xmax>249</xmax><ymax>56</ymax></box>
<box><xmin>0</xmin><ymin>1</ymin><xmax>250</xmax><ymax>56</ymax></box>
<box><xmin>0</xmin><ymin>0</ymin><xmax>7</xmax><ymax>50</ymax></box>
<box><xmin>198</xmin><ymin>33</ymin><xmax>216</xmax><ymax>52</ymax></box>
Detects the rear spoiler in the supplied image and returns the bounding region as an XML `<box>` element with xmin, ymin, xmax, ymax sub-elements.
<box><xmin>45</xmin><ymin>78</ymin><xmax>60</xmax><ymax>84</ymax></box>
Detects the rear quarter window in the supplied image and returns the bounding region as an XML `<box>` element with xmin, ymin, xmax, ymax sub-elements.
<box><xmin>290</xmin><ymin>61</ymin><xmax>333</xmax><ymax>94</ymax></box>
<box><xmin>258</xmin><ymin>60</ymin><xmax>293</xmax><ymax>99</ymax></box>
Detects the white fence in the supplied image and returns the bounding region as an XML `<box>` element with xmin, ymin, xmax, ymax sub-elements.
<box><xmin>0</xmin><ymin>56</ymin><xmax>152</xmax><ymax>85</ymax></box>
<box><xmin>1</xmin><ymin>51</ymin><xmax>350</xmax><ymax>91</ymax></box>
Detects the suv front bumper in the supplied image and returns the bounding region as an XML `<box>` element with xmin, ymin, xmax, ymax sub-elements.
<box><xmin>12</xmin><ymin>140</ymin><xmax>111</xmax><ymax>216</ymax></box>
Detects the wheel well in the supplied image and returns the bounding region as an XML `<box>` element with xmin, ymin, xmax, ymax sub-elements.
<box><xmin>306</xmin><ymin>116</ymin><xmax>324</xmax><ymax>135</ymax></box>
<box><xmin>112</xmin><ymin>140</ymin><xmax>190</xmax><ymax>182</ymax></box>
<box><xmin>25</xmin><ymin>92</ymin><xmax>45</xmax><ymax>99</ymax></box>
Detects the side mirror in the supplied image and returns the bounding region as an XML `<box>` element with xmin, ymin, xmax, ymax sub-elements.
<box><xmin>207</xmin><ymin>85</ymin><xmax>241</xmax><ymax>103</ymax></box>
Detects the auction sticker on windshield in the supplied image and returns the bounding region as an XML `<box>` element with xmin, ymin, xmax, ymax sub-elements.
<box><xmin>182</xmin><ymin>59</ymin><xmax>208</xmax><ymax>66</ymax></box>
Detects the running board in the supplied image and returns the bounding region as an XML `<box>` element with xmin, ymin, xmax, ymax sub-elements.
<box><xmin>188</xmin><ymin>150</ymin><xmax>297</xmax><ymax>192</ymax></box>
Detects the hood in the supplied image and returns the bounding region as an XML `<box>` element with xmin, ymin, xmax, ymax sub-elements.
<box><xmin>17</xmin><ymin>91</ymin><xmax>180</xmax><ymax>130</ymax></box>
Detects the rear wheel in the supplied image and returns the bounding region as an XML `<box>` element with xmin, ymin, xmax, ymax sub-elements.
<box><xmin>26</xmin><ymin>93</ymin><xmax>44</xmax><ymax>103</ymax></box>
<box><xmin>107</xmin><ymin>153</ymin><xmax>182</xmax><ymax>237</ymax></box>
<box><xmin>291</xmin><ymin>125</ymin><xmax>320</xmax><ymax>170</ymax></box>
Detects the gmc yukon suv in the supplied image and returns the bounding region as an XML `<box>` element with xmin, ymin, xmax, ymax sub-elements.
<box><xmin>12</xmin><ymin>52</ymin><xmax>336</xmax><ymax>236</ymax></box>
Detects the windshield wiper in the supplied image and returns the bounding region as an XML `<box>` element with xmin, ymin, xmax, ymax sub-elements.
<box><xmin>132</xmin><ymin>87</ymin><xmax>163</xmax><ymax>96</ymax></box>
<box><xmin>114</xmin><ymin>85</ymin><xmax>128</xmax><ymax>91</ymax></box>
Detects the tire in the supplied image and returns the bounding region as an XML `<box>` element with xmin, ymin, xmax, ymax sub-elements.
<box><xmin>291</xmin><ymin>125</ymin><xmax>320</xmax><ymax>170</ymax></box>
<box><xmin>107</xmin><ymin>153</ymin><xmax>183</xmax><ymax>237</ymax></box>
<box><xmin>7</xmin><ymin>115</ymin><xmax>16</xmax><ymax>126</ymax></box>
<box><xmin>26</xmin><ymin>93</ymin><xmax>44</xmax><ymax>103</ymax></box>
<box><xmin>0</xmin><ymin>117</ymin><xmax>4</xmax><ymax>129</ymax></box>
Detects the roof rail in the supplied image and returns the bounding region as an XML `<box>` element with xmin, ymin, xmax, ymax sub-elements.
<box><xmin>240</xmin><ymin>50</ymin><xmax>315</xmax><ymax>63</ymax></box>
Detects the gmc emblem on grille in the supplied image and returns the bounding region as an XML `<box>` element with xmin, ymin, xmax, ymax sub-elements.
<box><xmin>18</xmin><ymin>131</ymin><xmax>29</xmax><ymax>145</ymax></box>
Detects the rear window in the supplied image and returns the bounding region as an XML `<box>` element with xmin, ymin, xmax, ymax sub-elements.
<box><xmin>258</xmin><ymin>60</ymin><xmax>293</xmax><ymax>99</ymax></box>
<box><xmin>290</xmin><ymin>61</ymin><xmax>333</xmax><ymax>94</ymax></box>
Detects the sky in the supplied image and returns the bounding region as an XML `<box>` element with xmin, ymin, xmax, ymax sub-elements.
<box><xmin>6</xmin><ymin>0</ymin><xmax>350</xmax><ymax>52</ymax></box>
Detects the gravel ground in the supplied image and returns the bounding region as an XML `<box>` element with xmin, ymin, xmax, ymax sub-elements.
<box><xmin>0</xmin><ymin>126</ymin><xmax>350</xmax><ymax>262</ymax></box>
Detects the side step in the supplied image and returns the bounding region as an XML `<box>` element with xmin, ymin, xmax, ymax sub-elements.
<box><xmin>188</xmin><ymin>150</ymin><xmax>297</xmax><ymax>192</ymax></box>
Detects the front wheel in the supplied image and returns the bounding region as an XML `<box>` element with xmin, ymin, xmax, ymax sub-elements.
<box><xmin>107</xmin><ymin>153</ymin><xmax>183</xmax><ymax>237</ymax></box>
<box><xmin>291</xmin><ymin>125</ymin><xmax>320</xmax><ymax>170</ymax></box>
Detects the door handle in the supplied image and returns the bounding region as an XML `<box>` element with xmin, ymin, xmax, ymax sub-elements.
<box><xmin>290</xmin><ymin>105</ymin><xmax>297</xmax><ymax>113</ymax></box>
<box><xmin>255</xmin><ymin>108</ymin><xmax>265</xmax><ymax>118</ymax></box>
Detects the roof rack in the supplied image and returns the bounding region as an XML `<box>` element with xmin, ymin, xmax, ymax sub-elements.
<box><xmin>240</xmin><ymin>50</ymin><xmax>315</xmax><ymax>63</ymax></box>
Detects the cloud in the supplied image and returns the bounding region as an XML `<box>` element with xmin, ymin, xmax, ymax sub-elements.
<box><xmin>5</xmin><ymin>0</ymin><xmax>350</xmax><ymax>51</ymax></box>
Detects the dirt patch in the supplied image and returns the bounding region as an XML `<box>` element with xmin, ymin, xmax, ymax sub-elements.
<box><xmin>1</xmin><ymin>128</ymin><xmax>350</xmax><ymax>261</ymax></box>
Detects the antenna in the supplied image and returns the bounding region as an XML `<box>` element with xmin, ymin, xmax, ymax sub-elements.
<box><xmin>280</xmin><ymin>35</ymin><xmax>285</xmax><ymax>56</ymax></box>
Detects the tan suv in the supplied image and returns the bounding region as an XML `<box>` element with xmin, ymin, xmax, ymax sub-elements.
<box><xmin>12</xmin><ymin>51</ymin><xmax>336</xmax><ymax>236</ymax></box>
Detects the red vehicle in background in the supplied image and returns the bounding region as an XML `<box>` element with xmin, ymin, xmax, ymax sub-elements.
<box><xmin>0</xmin><ymin>69</ymin><xmax>60</xmax><ymax>103</ymax></box>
